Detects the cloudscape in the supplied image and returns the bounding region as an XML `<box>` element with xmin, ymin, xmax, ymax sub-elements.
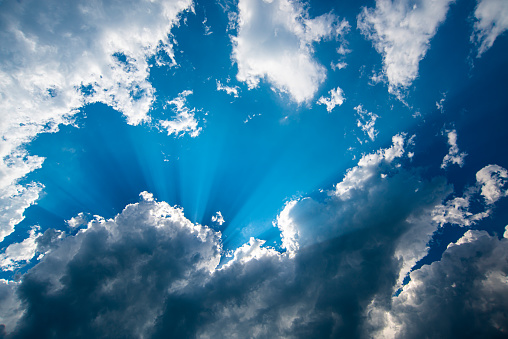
<box><xmin>1</xmin><ymin>0</ymin><xmax>508</xmax><ymax>337</ymax></box>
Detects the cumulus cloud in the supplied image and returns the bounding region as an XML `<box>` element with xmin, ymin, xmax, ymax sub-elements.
<box><xmin>0</xmin><ymin>227</ymin><xmax>41</xmax><ymax>271</ymax></box>
<box><xmin>354</xmin><ymin>104</ymin><xmax>379</xmax><ymax>141</ymax></box>
<box><xmin>441</xmin><ymin>129</ymin><xmax>467</xmax><ymax>169</ymax></box>
<box><xmin>232</xmin><ymin>0</ymin><xmax>348</xmax><ymax>103</ymax></box>
<box><xmin>3</xmin><ymin>192</ymin><xmax>221</xmax><ymax>338</ymax></box>
<box><xmin>370</xmin><ymin>228</ymin><xmax>508</xmax><ymax>338</ymax></box>
<box><xmin>159</xmin><ymin>90</ymin><xmax>202</xmax><ymax>138</ymax></box>
<box><xmin>476</xmin><ymin>164</ymin><xmax>508</xmax><ymax>204</ymax></box>
<box><xmin>316</xmin><ymin>87</ymin><xmax>346</xmax><ymax>112</ymax></box>
<box><xmin>0</xmin><ymin>0</ymin><xmax>193</xmax><ymax>242</ymax></box>
<box><xmin>472</xmin><ymin>0</ymin><xmax>508</xmax><ymax>56</ymax></box>
<box><xmin>2</xmin><ymin>143</ymin><xmax>508</xmax><ymax>338</ymax></box>
<box><xmin>358</xmin><ymin>0</ymin><xmax>454</xmax><ymax>95</ymax></box>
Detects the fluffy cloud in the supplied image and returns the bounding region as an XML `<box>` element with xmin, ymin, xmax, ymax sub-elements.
<box><xmin>159</xmin><ymin>90</ymin><xmax>202</xmax><ymax>138</ymax></box>
<box><xmin>370</xmin><ymin>228</ymin><xmax>508</xmax><ymax>338</ymax></box>
<box><xmin>2</xmin><ymin>140</ymin><xmax>508</xmax><ymax>338</ymax></box>
<box><xmin>232</xmin><ymin>0</ymin><xmax>348</xmax><ymax>103</ymax></box>
<box><xmin>472</xmin><ymin>0</ymin><xmax>508</xmax><ymax>56</ymax></box>
<box><xmin>3</xmin><ymin>192</ymin><xmax>221</xmax><ymax>337</ymax></box>
<box><xmin>354</xmin><ymin>104</ymin><xmax>379</xmax><ymax>141</ymax></box>
<box><xmin>358</xmin><ymin>0</ymin><xmax>454</xmax><ymax>95</ymax></box>
<box><xmin>0</xmin><ymin>227</ymin><xmax>41</xmax><ymax>271</ymax></box>
<box><xmin>0</xmin><ymin>0</ymin><xmax>193</xmax><ymax>243</ymax></box>
<box><xmin>316</xmin><ymin>87</ymin><xmax>346</xmax><ymax>112</ymax></box>
<box><xmin>441</xmin><ymin>129</ymin><xmax>467</xmax><ymax>169</ymax></box>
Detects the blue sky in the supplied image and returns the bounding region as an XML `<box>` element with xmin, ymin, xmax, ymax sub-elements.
<box><xmin>1</xmin><ymin>0</ymin><xmax>508</xmax><ymax>337</ymax></box>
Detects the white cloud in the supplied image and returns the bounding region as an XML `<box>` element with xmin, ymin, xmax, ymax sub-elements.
<box><xmin>441</xmin><ymin>129</ymin><xmax>467</xmax><ymax>169</ymax></box>
<box><xmin>358</xmin><ymin>0</ymin><xmax>454</xmax><ymax>95</ymax></box>
<box><xmin>432</xmin><ymin>164</ymin><xmax>507</xmax><ymax>227</ymax></box>
<box><xmin>354</xmin><ymin>104</ymin><xmax>379</xmax><ymax>141</ymax></box>
<box><xmin>476</xmin><ymin>164</ymin><xmax>508</xmax><ymax>204</ymax></box>
<box><xmin>0</xmin><ymin>182</ymin><xmax>42</xmax><ymax>243</ymax></box>
<box><xmin>211</xmin><ymin>211</ymin><xmax>225</xmax><ymax>226</ymax></box>
<box><xmin>66</xmin><ymin>212</ymin><xmax>91</xmax><ymax>229</ymax></box>
<box><xmin>222</xmin><ymin>237</ymin><xmax>280</xmax><ymax>267</ymax></box>
<box><xmin>159</xmin><ymin>90</ymin><xmax>202</xmax><ymax>138</ymax></box>
<box><xmin>317</xmin><ymin>87</ymin><xmax>346</xmax><ymax>112</ymax></box>
<box><xmin>216</xmin><ymin>80</ymin><xmax>240</xmax><ymax>97</ymax></box>
<box><xmin>276</xmin><ymin>133</ymin><xmax>414</xmax><ymax>253</ymax></box>
<box><xmin>0</xmin><ymin>0</ymin><xmax>193</xmax><ymax>242</ymax></box>
<box><xmin>335</xmin><ymin>133</ymin><xmax>406</xmax><ymax>199</ymax></box>
<box><xmin>472</xmin><ymin>0</ymin><xmax>508</xmax><ymax>56</ymax></box>
<box><xmin>232</xmin><ymin>0</ymin><xmax>348</xmax><ymax>103</ymax></box>
<box><xmin>0</xmin><ymin>226</ymin><xmax>41</xmax><ymax>271</ymax></box>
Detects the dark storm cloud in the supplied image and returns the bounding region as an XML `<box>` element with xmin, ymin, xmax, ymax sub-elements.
<box><xmin>2</xmin><ymin>145</ymin><xmax>508</xmax><ymax>339</ymax></box>
<box><xmin>370</xmin><ymin>229</ymin><xmax>508</xmax><ymax>338</ymax></box>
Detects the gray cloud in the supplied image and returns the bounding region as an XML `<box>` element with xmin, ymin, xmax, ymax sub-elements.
<box><xmin>2</xmin><ymin>145</ymin><xmax>508</xmax><ymax>339</ymax></box>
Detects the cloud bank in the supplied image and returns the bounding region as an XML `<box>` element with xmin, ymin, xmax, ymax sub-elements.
<box><xmin>2</xmin><ymin>136</ymin><xmax>507</xmax><ymax>338</ymax></box>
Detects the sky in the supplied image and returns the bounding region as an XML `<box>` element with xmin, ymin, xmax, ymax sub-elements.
<box><xmin>0</xmin><ymin>0</ymin><xmax>508</xmax><ymax>337</ymax></box>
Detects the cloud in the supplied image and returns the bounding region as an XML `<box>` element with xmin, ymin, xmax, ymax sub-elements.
<box><xmin>211</xmin><ymin>211</ymin><xmax>225</xmax><ymax>226</ymax></box>
<box><xmin>216</xmin><ymin>80</ymin><xmax>240</xmax><ymax>97</ymax></box>
<box><xmin>316</xmin><ymin>87</ymin><xmax>346</xmax><ymax>112</ymax></box>
<box><xmin>369</xmin><ymin>228</ymin><xmax>508</xmax><ymax>338</ymax></box>
<box><xmin>0</xmin><ymin>0</ymin><xmax>193</xmax><ymax>243</ymax></box>
<box><xmin>0</xmin><ymin>182</ymin><xmax>42</xmax><ymax>243</ymax></box>
<box><xmin>231</xmin><ymin>0</ymin><xmax>348</xmax><ymax>103</ymax></box>
<box><xmin>0</xmin><ymin>280</ymin><xmax>22</xmax><ymax>335</ymax></box>
<box><xmin>2</xmin><ymin>142</ymin><xmax>508</xmax><ymax>338</ymax></box>
<box><xmin>354</xmin><ymin>104</ymin><xmax>379</xmax><ymax>141</ymax></box>
<box><xmin>3</xmin><ymin>192</ymin><xmax>221</xmax><ymax>338</ymax></box>
<box><xmin>358</xmin><ymin>0</ymin><xmax>454</xmax><ymax>95</ymax></box>
<box><xmin>472</xmin><ymin>0</ymin><xmax>508</xmax><ymax>56</ymax></box>
<box><xmin>159</xmin><ymin>90</ymin><xmax>202</xmax><ymax>138</ymax></box>
<box><xmin>0</xmin><ymin>227</ymin><xmax>41</xmax><ymax>271</ymax></box>
<box><xmin>476</xmin><ymin>164</ymin><xmax>508</xmax><ymax>204</ymax></box>
<box><xmin>441</xmin><ymin>129</ymin><xmax>467</xmax><ymax>169</ymax></box>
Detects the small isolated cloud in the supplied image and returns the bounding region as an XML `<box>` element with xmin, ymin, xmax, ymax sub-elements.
<box><xmin>216</xmin><ymin>80</ymin><xmax>240</xmax><ymax>97</ymax></box>
<box><xmin>159</xmin><ymin>91</ymin><xmax>202</xmax><ymax>138</ymax></box>
<box><xmin>436</xmin><ymin>92</ymin><xmax>446</xmax><ymax>113</ymax></box>
<box><xmin>354</xmin><ymin>104</ymin><xmax>379</xmax><ymax>141</ymax></box>
<box><xmin>441</xmin><ymin>129</ymin><xmax>467</xmax><ymax>169</ymax></box>
<box><xmin>471</xmin><ymin>0</ymin><xmax>508</xmax><ymax>56</ymax></box>
<box><xmin>317</xmin><ymin>87</ymin><xmax>346</xmax><ymax>112</ymax></box>
<box><xmin>211</xmin><ymin>211</ymin><xmax>225</xmax><ymax>226</ymax></box>
<box><xmin>358</xmin><ymin>0</ymin><xmax>454</xmax><ymax>95</ymax></box>
<box><xmin>232</xmin><ymin>0</ymin><xmax>348</xmax><ymax>103</ymax></box>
